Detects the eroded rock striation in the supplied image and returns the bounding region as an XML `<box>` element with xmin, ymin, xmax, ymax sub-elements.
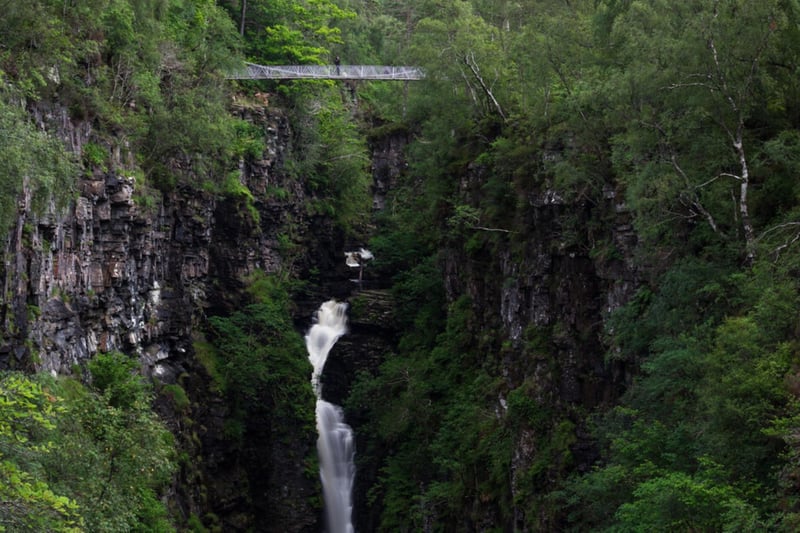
<box><xmin>0</xmin><ymin>100</ymin><xmax>325</xmax><ymax>531</ymax></box>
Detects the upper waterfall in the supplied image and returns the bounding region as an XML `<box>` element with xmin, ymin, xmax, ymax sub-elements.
<box><xmin>307</xmin><ymin>300</ymin><xmax>349</xmax><ymax>397</ymax></box>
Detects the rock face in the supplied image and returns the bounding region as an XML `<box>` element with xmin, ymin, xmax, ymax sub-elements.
<box><xmin>438</xmin><ymin>164</ymin><xmax>638</xmax><ymax>528</ymax></box>
<box><xmin>1</xmin><ymin>95</ymin><xmax>641</xmax><ymax>531</ymax></box>
<box><xmin>1</xmin><ymin>102</ymin><xmax>303</xmax><ymax>373</ymax></box>
<box><xmin>442</xmin><ymin>183</ymin><xmax>638</xmax><ymax>404</ymax></box>
<box><xmin>370</xmin><ymin>125</ymin><xmax>410</xmax><ymax>210</ymax></box>
<box><xmin>334</xmin><ymin>130</ymin><xmax>641</xmax><ymax>531</ymax></box>
<box><xmin>0</xmin><ymin>100</ymin><xmax>331</xmax><ymax>531</ymax></box>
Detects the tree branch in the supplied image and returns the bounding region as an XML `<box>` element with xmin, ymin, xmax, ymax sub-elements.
<box><xmin>469</xmin><ymin>225</ymin><xmax>513</xmax><ymax>233</ymax></box>
<box><xmin>757</xmin><ymin>221</ymin><xmax>800</xmax><ymax>241</ymax></box>
<box><xmin>463</xmin><ymin>52</ymin><xmax>506</xmax><ymax>121</ymax></box>
<box><xmin>671</xmin><ymin>154</ymin><xmax>721</xmax><ymax>234</ymax></box>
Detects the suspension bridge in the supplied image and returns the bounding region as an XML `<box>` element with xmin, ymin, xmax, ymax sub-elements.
<box><xmin>227</xmin><ymin>62</ymin><xmax>425</xmax><ymax>81</ymax></box>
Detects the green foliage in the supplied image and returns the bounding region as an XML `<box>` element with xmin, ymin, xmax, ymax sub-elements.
<box><xmin>3</xmin><ymin>0</ymin><xmax>244</xmax><ymax>187</ymax></box>
<box><xmin>343</xmin><ymin>0</ymin><xmax>800</xmax><ymax>528</ymax></box>
<box><xmin>562</xmin><ymin>252</ymin><xmax>800</xmax><ymax>529</ymax></box>
<box><xmin>0</xmin><ymin>1</ymin><xmax>76</xmax><ymax>98</ymax></box>
<box><xmin>221</xmin><ymin>172</ymin><xmax>260</xmax><ymax>225</ymax></box>
<box><xmin>162</xmin><ymin>383</ymin><xmax>190</xmax><ymax>412</ymax></box>
<box><xmin>232</xmin><ymin>119</ymin><xmax>266</xmax><ymax>160</ymax></box>
<box><xmin>261</xmin><ymin>24</ymin><xmax>328</xmax><ymax>64</ymax></box>
<box><xmin>597</xmin><ymin>0</ymin><xmax>798</xmax><ymax>260</ymax></box>
<box><xmin>287</xmin><ymin>91</ymin><xmax>372</xmax><ymax>234</ymax></box>
<box><xmin>205</xmin><ymin>271</ymin><xmax>314</xmax><ymax>428</ymax></box>
<box><xmin>0</xmin><ymin>373</ymin><xmax>82</xmax><ymax>532</ymax></box>
<box><xmin>82</xmin><ymin>141</ymin><xmax>107</xmax><ymax>169</ymax></box>
<box><xmin>614</xmin><ymin>469</ymin><xmax>764</xmax><ymax>532</ymax></box>
<box><xmin>6</xmin><ymin>0</ymin><xmax>800</xmax><ymax>530</ymax></box>
<box><xmin>87</xmin><ymin>350</ymin><xmax>144</xmax><ymax>408</ymax></box>
<box><xmin>0</xmin><ymin>98</ymin><xmax>76</xmax><ymax>237</ymax></box>
<box><xmin>0</xmin><ymin>369</ymin><xmax>176</xmax><ymax>532</ymax></box>
<box><xmin>231</xmin><ymin>0</ymin><xmax>355</xmax><ymax>65</ymax></box>
<box><xmin>192</xmin><ymin>334</ymin><xmax>226</xmax><ymax>394</ymax></box>
<box><xmin>347</xmin><ymin>294</ymin><xmax>516</xmax><ymax>528</ymax></box>
<box><xmin>141</xmin><ymin>92</ymin><xmax>243</xmax><ymax>189</ymax></box>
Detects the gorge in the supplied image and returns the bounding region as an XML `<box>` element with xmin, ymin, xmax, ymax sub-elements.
<box><xmin>2</xmin><ymin>1</ymin><xmax>800</xmax><ymax>532</ymax></box>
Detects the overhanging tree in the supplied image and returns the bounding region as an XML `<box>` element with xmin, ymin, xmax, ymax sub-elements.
<box><xmin>604</xmin><ymin>0</ymin><xmax>800</xmax><ymax>263</ymax></box>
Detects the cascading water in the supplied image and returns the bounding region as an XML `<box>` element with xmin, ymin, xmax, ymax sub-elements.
<box><xmin>306</xmin><ymin>300</ymin><xmax>355</xmax><ymax>533</ymax></box>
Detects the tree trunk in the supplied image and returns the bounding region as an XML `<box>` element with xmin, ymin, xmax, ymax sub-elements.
<box><xmin>733</xmin><ymin>132</ymin><xmax>756</xmax><ymax>264</ymax></box>
<box><xmin>240</xmin><ymin>0</ymin><xmax>247</xmax><ymax>36</ymax></box>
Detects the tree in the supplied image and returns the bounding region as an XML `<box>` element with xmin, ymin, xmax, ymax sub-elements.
<box><xmin>408</xmin><ymin>0</ymin><xmax>511</xmax><ymax>121</ymax></box>
<box><xmin>206</xmin><ymin>272</ymin><xmax>315</xmax><ymax>424</ymax></box>
<box><xmin>50</xmin><ymin>355</ymin><xmax>176</xmax><ymax>532</ymax></box>
<box><xmin>0</xmin><ymin>98</ymin><xmax>75</xmax><ymax>238</ymax></box>
<box><xmin>233</xmin><ymin>0</ymin><xmax>355</xmax><ymax>64</ymax></box>
<box><xmin>603</xmin><ymin>0</ymin><xmax>799</xmax><ymax>263</ymax></box>
<box><xmin>0</xmin><ymin>373</ymin><xmax>82</xmax><ymax>532</ymax></box>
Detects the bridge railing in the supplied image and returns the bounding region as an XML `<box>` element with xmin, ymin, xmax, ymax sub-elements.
<box><xmin>227</xmin><ymin>63</ymin><xmax>425</xmax><ymax>81</ymax></box>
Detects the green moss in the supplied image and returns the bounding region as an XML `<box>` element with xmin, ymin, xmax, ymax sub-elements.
<box><xmin>162</xmin><ymin>383</ymin><xmax>190</xmax><ymax>412</ymax></box>
<box><xmin>223</xmin><ymin>417</ymin><xmax>245</xmax><ymax>443</ymax></box>
<box><xmin>186</xmin><ymin>513</ymin><xmax>207</xmax><ymax>533</ymax></box>
<box><xmin>222</xmin><ymin>172</ymin><xmax>260</xmax><ymax>225</ymax></box>
<box><xmin>27</xmin><ymin>305</ymin><xmax>41</xmax><ymax>321</ymax></box>
<box><xmin>82</xmin><ymin>141</ymin><xmax>107</xmax><ymax>170</ymax></box>
<box><xmin>366</xmin><ymin>121</ymin><xmax>410</xmax><ymax>142</ymax></box>
<box><xmin>266</xmin><ymin>185</ymin><xmax>290</xmax><ymax>200</ymax></box>
<box><xmin>192</xmin><ymin>334</ymin><xmax>226</xmax><ymax>394</ymax></box>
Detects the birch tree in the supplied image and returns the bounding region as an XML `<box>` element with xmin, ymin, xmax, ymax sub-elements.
<box><xmin>606</xmin><ymin>0</ymin><xmax>797</xmax><ymax>264</ymax></box>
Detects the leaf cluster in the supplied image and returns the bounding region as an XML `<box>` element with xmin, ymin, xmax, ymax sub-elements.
<box><xmin>0</xmin><ymin>359</ymin><xmax>176</xmax><ymax>532</ymax></box>
<box><xmin>0</xmin><ymin>98</ymin><xmax>76</xmax><ymax>237</ymax></box>
<box><xmin>205</xmin><ymin>272</ymin><xmax>315</xmax><ymax>432</ymax></box>
<box><xmin>286</xmin><ymin>91</ymin><xmax>372</xmax><ymax>235</ymax></box>
<box><xmin>563</xmin><ymin>256</ymin><xmax>800</xmax><ymax>530</ymax></box>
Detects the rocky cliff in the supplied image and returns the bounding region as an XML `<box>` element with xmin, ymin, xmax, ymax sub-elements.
<box><xmin>332</xmin><ymin>127</ymin><xmax>642</xmax><ymax>531</ymax></box>
<box><xmin>1</xmin><ymin>92</ymin><xmax>643</xmax><ymax>531</ymax></box>
<box><xmin>440</xmin><ymin>164</ymin><xmax>639</xmax><ymax>528</ymax></box>
<box><xmin>0</xmin><ymin>99</ymin><xmax>339</xmax><ymax>531</ymax></box>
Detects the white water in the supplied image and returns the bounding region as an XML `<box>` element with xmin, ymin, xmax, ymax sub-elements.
<box><xmin>306</xmin><ymin>300</ymin><xmax>355</xmax><ymax>533</ymax></box>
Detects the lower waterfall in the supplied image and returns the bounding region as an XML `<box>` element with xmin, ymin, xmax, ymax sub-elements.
<box><xmin>306</xmin><ymin>300</ymin><xmax>355</xmax><ymax>533</ymax></box>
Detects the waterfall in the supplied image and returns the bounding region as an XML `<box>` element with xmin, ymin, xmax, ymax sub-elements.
<box><xmin>306</xmin><ymin>300</ymin><xmax>355</xmax><ymax>533</ymax></box>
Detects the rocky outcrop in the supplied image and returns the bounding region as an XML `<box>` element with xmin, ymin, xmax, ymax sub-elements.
<box><xmin>1</xmin><ymin>102</ymin><xmax>303</xmax><ymax>374</ymax></box>
<box><xmin>0</xmin><ymin>99</ymin><xmax>331</xmax><ymax>531</ymax></box>
<box><xmin>369</xmin><ymin>124</ymin><xmax>410</xmax><ymax>210</ymax></box>
<box><xmin>439</xmin><ymin>163</ymin><xmax>639</xmax><ymax>528</ymax></box>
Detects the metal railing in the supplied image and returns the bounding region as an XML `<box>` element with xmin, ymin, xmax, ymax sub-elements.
<box><xmin>227</xmin><ymin>62</ymin><xmax>425</xmax><ymax>81</ymax></box>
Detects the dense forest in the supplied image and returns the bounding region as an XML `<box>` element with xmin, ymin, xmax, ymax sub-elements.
<box><xmin>2</xmin><ymin>0</ymin><xmax>800</xmax><ymax>531</ymax></box>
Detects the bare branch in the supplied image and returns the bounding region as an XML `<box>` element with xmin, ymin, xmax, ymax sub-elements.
<box><xmin>458</xmin><ymin>68</ymin><xmax>480</xmax><ymax>108</ymax></box>
<box><xmin>664</xmin><ymin>82</ymin><xmax>714</xmax><ymax>90</ymax></box>
<box><xmin>758</xmin><ymin>222</ymin><xmax>800</xmax><ymax>261</ymax></box>
<box><xmin>469</xmin><ymin>225</ymin><xmax>513</xmax><ymax>233</ymax></box>
<box><xmin>464</xmin><ymin>52</ymin><xmax>506</xmax><ymax>121</ymax></box>
<box><xmin>757</xmin><ymin>221</ymin><xmax>800</xmax><ymax>242</ymax></box>
<box><xmin>671</xmin><ymin>154</ymin><xmax>720</xmax><ymax>234</ymax></box>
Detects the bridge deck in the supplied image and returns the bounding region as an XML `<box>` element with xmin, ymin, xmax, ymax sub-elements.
<box><xmin>227</xmin><ymin>62</ymin><xmax>424</xmax><ymax>81</ymax></box>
